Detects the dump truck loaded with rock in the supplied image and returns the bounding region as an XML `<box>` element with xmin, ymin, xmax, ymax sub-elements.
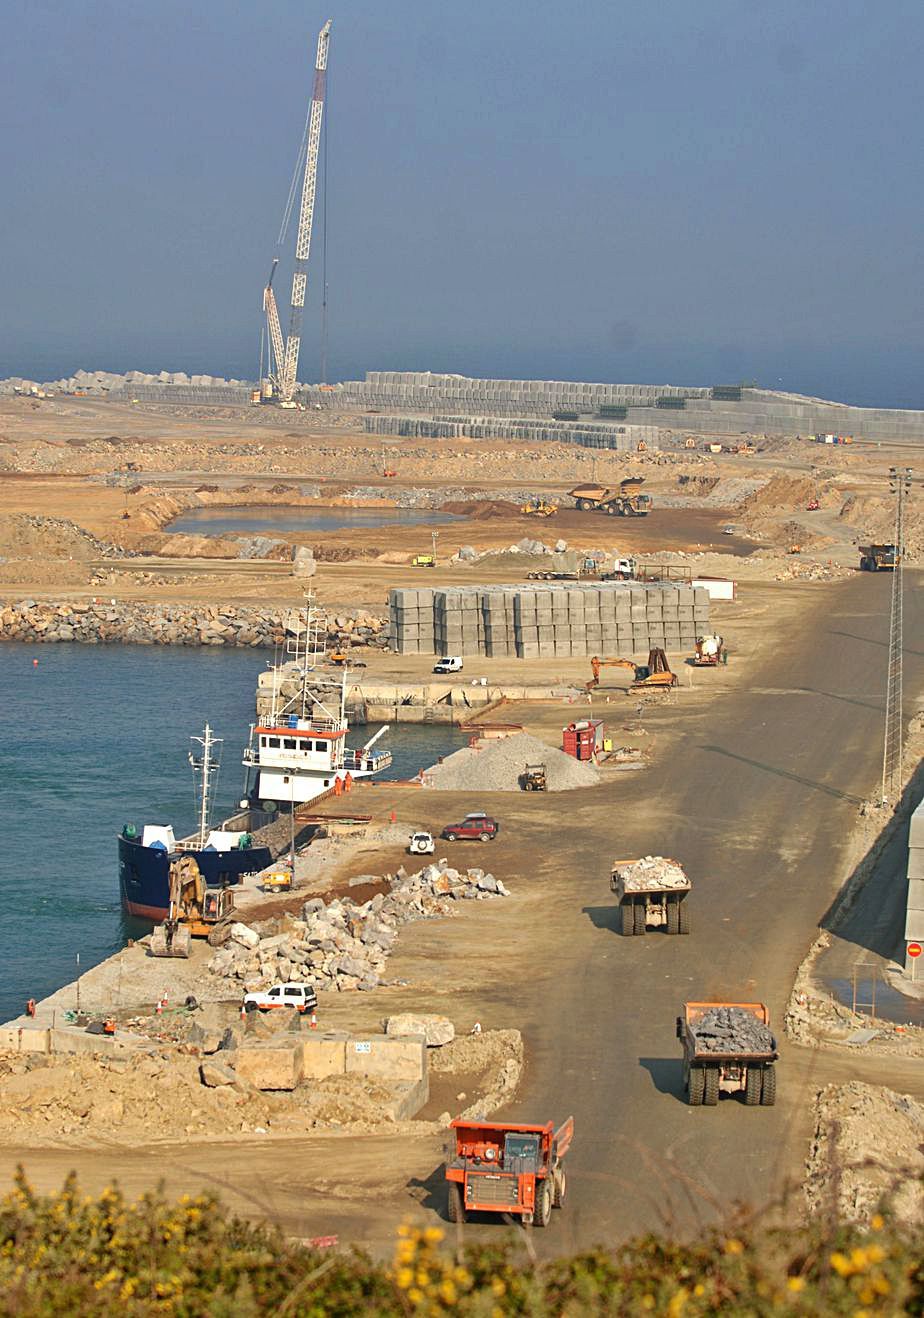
<box><xmin>611</xmin><ymin>856</ymin><xmax>691</xmax><ymax>935</ymax></box>
<box><xmin>677</xmin><ymin>1002</ymin><xmax>778</xmax><ymax>1106</ymax></box>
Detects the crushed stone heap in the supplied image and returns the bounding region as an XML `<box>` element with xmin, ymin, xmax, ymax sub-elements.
<box><xmin>422</xmin><ymin>730</ymin><xmax>598</xmax><ymax>792</ymax></box>
<box><xmin>691</xmin><ymin>1006</ymin><xmax>775</xmax><ymax>1054</ymax></box>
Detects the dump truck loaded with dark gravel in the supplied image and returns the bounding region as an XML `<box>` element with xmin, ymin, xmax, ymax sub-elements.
<box><xmin>677</xmin><ymin>1002</ymin><xmax>778</xmax><ymax>1107</ymax></box>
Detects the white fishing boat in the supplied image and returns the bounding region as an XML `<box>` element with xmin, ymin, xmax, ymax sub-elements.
<box><xmin>242</xmin><ymin>598</ymin><xmax>391</xmax><ymax>807</ymax></box>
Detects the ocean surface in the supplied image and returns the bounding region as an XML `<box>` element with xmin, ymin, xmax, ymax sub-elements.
<box><xmin>167</xmin><ymin>506</ymin><xmax>459</xmax><ymax>535</ymax></box>
<box><xmin>0</xmin><ymin>643</ymin><xmax>466</xmax><ymax>1024</ymax></box>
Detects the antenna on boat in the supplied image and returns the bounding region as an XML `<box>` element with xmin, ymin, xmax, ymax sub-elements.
<box><xmin>189</xmin><ymin>724</ymin><xmax>223</xmax><ymax>849</ymax></box>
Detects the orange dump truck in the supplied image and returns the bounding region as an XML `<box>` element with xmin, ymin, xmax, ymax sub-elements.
<box><xmin>677</xmin><ymin>1001</ymin><xmax>778</xmax><ymax>1107</ymax></box>
<box><xmin>444</xmin><ymin>1117</ymin><xmax>573</xmax><ymax>1226</ymax></box>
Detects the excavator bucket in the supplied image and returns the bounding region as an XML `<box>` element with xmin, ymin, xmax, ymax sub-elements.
<box><xmin>150</xmin><ymin>923</ymin><xmax>191</xmax><ymax>958</ymax></box>
<box><xmin>554</xmin><ymin>1115</ymin><xmax>575</xmax><ymax>1159</ymax></box>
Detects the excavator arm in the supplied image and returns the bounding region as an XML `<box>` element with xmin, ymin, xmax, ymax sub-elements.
<box><xmin>588</xmin><ymin>655</ymin><xmax>636</xmax><ymax>687</ymax></box>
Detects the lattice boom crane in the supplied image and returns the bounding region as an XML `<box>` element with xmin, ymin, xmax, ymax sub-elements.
<box><xmin>277</xmin><ymin>18</ymin><xmax>331</xmax><ymax>406</ymax></box>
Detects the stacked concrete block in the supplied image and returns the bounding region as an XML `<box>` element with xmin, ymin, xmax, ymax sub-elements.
<box><xmin>387</xmin><ymin>587</ymin><xmax>435</xmax><ymax>654</ymax></box>
<box><xmin>434</xmin><ymin>588</ymin><xmax>483</xmax><ymax>657</ymax></box>
<box><xmin>387</xmin><ymin>583</ymin><xmax>710</xmax><ymax>659</ymax></box>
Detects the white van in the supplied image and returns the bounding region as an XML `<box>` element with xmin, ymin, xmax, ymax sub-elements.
<box><xmin>433</xmin><ymin>656</ymin><xmax>463</xmax><ymax>674</ymax></box>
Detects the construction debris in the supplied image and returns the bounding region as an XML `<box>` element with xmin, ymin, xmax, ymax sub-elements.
<box><xmin>611</xmin><ymin>856</ymin><xmax>688</xmax><ymax>892</ymax></box>
<box><xmin>207</xmin><ymin>864</ymin><xmax>511</xmax><ymax>995</ymax></box>
<box><xmin>805</xmin><ymin>1082</ymin><xmax>924</xmax><ymax>1227</ymax></box>
<box><xmin>689</xmin><ymin>1006</ymin><xmax>775</xmax><ymax>1054</ymax></box>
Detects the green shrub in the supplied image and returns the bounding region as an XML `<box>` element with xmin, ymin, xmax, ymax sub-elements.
<box><xmin>0</xmin><ymin>1169</ymin><xmax>920</xmax><ymax>1315</ymax></box>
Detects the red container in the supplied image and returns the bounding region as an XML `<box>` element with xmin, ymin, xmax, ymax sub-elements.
<box><xmin>562</xmin><ymin>719</ymin><xmax>603</xmax><ymax>760</ymax></box>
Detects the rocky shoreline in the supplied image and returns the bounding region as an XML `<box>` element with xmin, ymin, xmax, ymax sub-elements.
<box><xmin>0</xmin><ymin>599</ymin><xmax>388</xmax><ymax>649</ymax></box>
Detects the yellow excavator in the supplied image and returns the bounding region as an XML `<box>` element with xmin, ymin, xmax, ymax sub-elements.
<box><xmin>150</xmin><ymin>855</ymin><xmax>236</xmax><ymax>958</ymax></box>
<box><xmin>587</xmin><ymin>650</ymin><xmax>678</xmax><ymax>693</ymax></box>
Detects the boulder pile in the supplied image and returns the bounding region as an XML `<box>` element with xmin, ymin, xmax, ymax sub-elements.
<box><xmin>0</xmin><ymin>599</ymin><xmax>388</xmax><ymax>650</ymax></box>
<box><xmin>612</xmin><ymin>856</ymin><xmax>689</xmax><ymax>892</ymax></box>
<box><xmin>208</xmin><ymin>862</ymin><xmax>510</xmax><ymax>994</ymax></box>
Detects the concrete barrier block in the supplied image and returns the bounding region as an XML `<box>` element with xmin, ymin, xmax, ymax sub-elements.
<box><xmin>300</xmin><ymin>1035</ymin><xmax>348</xmax><ymax>1079</ymax></box>
<box><xmin>345</xmin><ymin>1035</ymin><xmax>427</xmax><ymax>1083</ymax></box>
<box><xmin>906</xmin><ymin>877</ymin><xmax>924</xmax><ymax>911</ymax></box>
<box><xmin>0</xmin><ymin>1027</ymin><xmax>51</xmax><ymax>1053</ymax></box>
<box><xmin>235</xmin><ymin>1042</ymin><xmax>304</xmax><ymax>1090</ymax></box>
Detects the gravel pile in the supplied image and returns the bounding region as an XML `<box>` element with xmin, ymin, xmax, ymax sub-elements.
<box><xmin>423</xmin><ymin>731</ymin><xmax>598</xmax><ymax>792</ymax></box>
<box><xmin>691</xmin><ymin>1006</ymin><xmax>775</xmax><ymax>1054</ymax></box>
<box><xmin>612</xmin><ymin>856</ymin><xmax>688</xmax><ymax>892</ymax></box>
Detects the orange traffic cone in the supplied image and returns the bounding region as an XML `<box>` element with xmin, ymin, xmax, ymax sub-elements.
<box><xmin>155</xmin><ymin>999</ymin><xmax>163</xmax><ymax>1016</ymax></box>
<box><xmin>309</xmin><ymin>1012</ymin><xmax>317</xmax><ymax>1030</ymax></box>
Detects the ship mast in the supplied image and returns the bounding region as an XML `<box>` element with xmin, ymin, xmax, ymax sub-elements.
<box><xmin>189</xmin><ymin>724</ymin><xmax>223</xmax><ymax>849</ymax></box>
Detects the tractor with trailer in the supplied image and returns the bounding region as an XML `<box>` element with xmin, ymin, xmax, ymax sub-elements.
<box><xmin>150</xmin><ymin>855</ymin><xmax>235</xmax><ymax>958</ymax></box>
<box><xmin>568</xmin><ymin>478</ymin><xmax>652</xmax><ymax>517</ymax></box>
<box><xmin>445</xmin><ymin>1116</ymin><xmax>573</xmax><ymax>1225</ymax></box>
<box><xmin>859</xmin><ymin>543</ymin><xmax>898</xmax><ymax>572</ymax></box>
<box><xmin>677</xmin><ymin>1002</ymin><xmax>778</xmax><ymax>1106</ymax></box>
<box><xmin>691</xmin><ymin>634</ymin><xmax>725</xmax><ymax>666</ymax></box>
<box><xmin>611</xmin><ymin>856</ymin><xmax>691</xmax><ymax>935</ymax></box>
<box><xmin>587</xmin><ymin>650</ymin><xmax>677</xmax><ymax>692</ymax></box>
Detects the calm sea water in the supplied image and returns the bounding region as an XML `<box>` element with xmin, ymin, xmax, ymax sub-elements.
<box><xmin>0</xmin><ymin>643</ymin><xmax>466</xmax><ymax>1023</ymax></box>
<box><xmin>168</xmin><ymin>506</ymin><xmax>459</xmax><ymax>535</ymax></box>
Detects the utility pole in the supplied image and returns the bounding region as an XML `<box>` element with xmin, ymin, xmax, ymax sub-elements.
<box><xmin>431</xmin><ymin>529</ymin><xmax>439</xmax><ymax>565</ymax></box>
<box><xmin>881</xmin><ymin>466</ymin><xmax>912</xmax><ymax>805</ymax></box>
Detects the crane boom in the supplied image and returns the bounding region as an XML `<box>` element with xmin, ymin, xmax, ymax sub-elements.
<box><xmin>263</xmin><ymin>259</ymin><xmax>286</xmax><ymax>389</ymax></box>
<box><xmin>280</xmin><ymin>19</ymin><xmax>331</xmax><ymax>405</ymax></box>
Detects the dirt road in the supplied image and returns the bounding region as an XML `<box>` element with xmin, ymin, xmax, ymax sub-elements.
<box><xmin>499</xmin><ymin>568</ymin><xmax>924</xmax><ymax>1252</ymax></box>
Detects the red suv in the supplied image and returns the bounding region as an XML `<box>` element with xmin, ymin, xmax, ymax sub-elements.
<box><xmin>441</xmin><ymin>813</ymin><xmax>500</xmax><ymax>842</ymax></box>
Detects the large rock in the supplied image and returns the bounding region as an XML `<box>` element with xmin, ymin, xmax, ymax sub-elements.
<box><xmin>385</xmin><ymin>1013</ymin><xmax>455</xmax><ymax>1047</ymax></box>
<box><xmin>228</xmin><ymin>922</ymin><xmax>260</xmax><ymax>948</ymax></box>
<box><xmin>199</xmin><ymin>1059</ymin><xmax>237</xmax><ymax>1087</ymax></box>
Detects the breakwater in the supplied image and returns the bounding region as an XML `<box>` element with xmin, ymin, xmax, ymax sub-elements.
<box><xmin>0</xmin><ymin>599</ymin><xmax>388</xmax><ymax>648</ymax></box>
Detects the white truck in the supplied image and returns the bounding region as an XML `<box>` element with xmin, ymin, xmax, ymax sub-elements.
<box><xmin>610</xmin><ymin>856</ymin><xmax>691</xmax><ymax>936</ymax></box>
<box><xmin>243</xmin><ymin>982</ymin><xmax>318</xmax><ymax>1014</ymax></box>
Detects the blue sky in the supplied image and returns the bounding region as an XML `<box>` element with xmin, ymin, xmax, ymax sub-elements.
<box><xmin>1</xmin><ymin>0</ymin><xmax>922</xmax><ymax>405</ymax></box>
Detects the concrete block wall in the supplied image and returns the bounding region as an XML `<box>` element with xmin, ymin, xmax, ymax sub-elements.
<box><xmin>388</xmin><ymin>583</ymin><xmax>710</xmax><ymax>659</ymax></box>
<box><xmin>362</xmin><ymin>415</ymin><xmax>668</xmax><ymax>451</ymax></box>
<box><xmin>904</xmin><ymin>796</ymin><xmax>924</xmax><ymax>970</ymax></box>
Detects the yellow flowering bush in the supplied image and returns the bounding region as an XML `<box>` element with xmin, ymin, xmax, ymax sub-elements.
<box><xmin>0</xmin><ymin>1169</ymin><xmax>920</xmax><ymax>1314</ymax></box>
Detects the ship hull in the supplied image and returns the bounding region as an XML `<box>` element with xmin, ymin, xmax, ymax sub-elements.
<box><xmin>118</xmin><ymin>834</ymin><xmax>272</xmax><ymax>923</ymax></box>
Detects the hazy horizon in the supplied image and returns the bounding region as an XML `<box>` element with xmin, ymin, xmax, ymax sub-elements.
<box><xmin>3</xmin><ymin>1</ymin><xmax>923</xmax><ymax>410</ymax></box>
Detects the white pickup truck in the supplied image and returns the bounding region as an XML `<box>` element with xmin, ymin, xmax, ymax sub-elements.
<box><xmin>243</xmin><ymin>982</ymin><xmax>318</xmax><ymax>1014</ymax></box>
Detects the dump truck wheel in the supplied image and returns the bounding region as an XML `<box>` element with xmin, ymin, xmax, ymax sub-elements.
<box><xmin>687</xmin><ymin>1064</ymin><xmax>705</xmax><ymax>1106</ymax></box>
<box><xmin>745</xmin><ymin>1065</ymin><xmax>762</xmax><ymax>1106</ymax></box>
<box><xmin>666</xmin><ymin>899</ymin><xmax>680</xmax><ymax>935</ymax></box>
<box><xmin>678</xmin><ymin>901</ymin><xmax>691</xmax><ymax>935</ymax></box>
<box><xmin>552</xmin><ymin>1168</ymin><xmax>566</xmax><ymax>1208</ymax></box>
<box><xmin>533</xmin><ymin>1179</ymin><xmax>551</xmax><ymax>1227</ymax></box>
<box><xmin>447</xmin><ymin>1183</ymin><xmax>466</xmax><ymax>1223</ymax></box>
<box><xmin>703</xmin><ymin>1066</ymin><xmax>720</xmax><ymax>1106</ymax></box>
<box><xmin>760</xmin><ymin>1067</ymin><xmax>777</xmax><ymax>1106</ymax></box>
<box><xmin>633</xmin><ymin>900</ymin><xmax>647</xmax><ymax>935</ymax></box>
<box><xmin>620</xmin><ymin>902</ymin><xmax>635</xmax><ymax>937</ymax></box>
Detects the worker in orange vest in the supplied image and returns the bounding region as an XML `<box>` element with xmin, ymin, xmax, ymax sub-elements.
<box><xmin>343</xmin><ymin>771</ymin><xmax>353</xmax><ymax>793</ymax></box>
<box><xmin>333</xmin><ymin>777</ymin><xmax>343</xmax><ymax>797</ymax></box>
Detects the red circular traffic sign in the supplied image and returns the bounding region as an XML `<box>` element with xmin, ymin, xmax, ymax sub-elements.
<box><xmin>908</xmin><ymin>942</ymin><xmax>923</xmax><ymax>959</ymax></box>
